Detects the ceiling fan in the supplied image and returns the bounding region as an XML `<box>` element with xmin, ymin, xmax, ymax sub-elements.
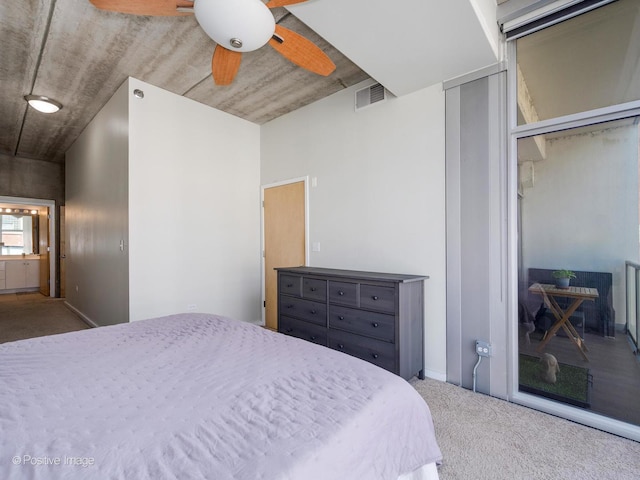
<box><xmin>89</xmin><ymin>0</ymin><xmax>336</xmax><ymax>85</ymax></box>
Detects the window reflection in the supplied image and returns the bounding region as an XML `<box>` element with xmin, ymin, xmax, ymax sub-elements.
<box><xmin>518</xmin><ymin>117</ymin><xmax>640</xmax><ymax>425</ymax></box>
<box><xmin>516</xmin><ymin>0</ymin><xmax>640</xmax><ymax>125</ymax></box>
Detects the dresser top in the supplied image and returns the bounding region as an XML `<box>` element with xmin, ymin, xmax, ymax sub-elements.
<box><xmin>275</xmin><ymin>266</ymin><xmax>428</xmax><ymax>283</ymax></box>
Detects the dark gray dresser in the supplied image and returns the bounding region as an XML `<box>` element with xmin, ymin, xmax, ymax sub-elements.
<box><xmin>276</xmin><ymin>266</ymin><xmax>427</xmax><ymax>380</ymax></box>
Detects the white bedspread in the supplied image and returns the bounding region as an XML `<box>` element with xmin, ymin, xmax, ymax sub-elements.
<box><xmin>0</xmin><ymin>313</ymin><xmax>441</xmax><ymax>479</ymax></box>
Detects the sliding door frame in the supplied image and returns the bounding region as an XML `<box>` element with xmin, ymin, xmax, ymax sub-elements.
<box><xmin>505</xmin><ymin>36</ymin><xmax>640</xmax><ymax>441</ymax></box>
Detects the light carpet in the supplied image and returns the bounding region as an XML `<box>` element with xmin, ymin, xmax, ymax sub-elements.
<box><xmin>0</xmin><ymin>292</ymin><xmax>88</xmax><ymax>343</ymax></box>
<box><xmin>411</xmin><ymin>377</ymin><xmax>640</xmax><ymax>480</ymax></box>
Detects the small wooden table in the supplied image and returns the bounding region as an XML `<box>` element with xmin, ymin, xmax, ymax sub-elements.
<box><xmin>528</xmin><ymin>283</ymin><xmax>599</xmax><ymax>361</ymax></box>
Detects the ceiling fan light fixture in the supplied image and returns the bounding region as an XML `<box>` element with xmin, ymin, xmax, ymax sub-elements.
<box><xmin>194</xmin><ymin>0</ymin><xmax>275</xmax><ymax>52</ymax></box>
<box><xmin>24</xmin><ymin>95</ymin><xmax>63</xmax><ymax>114</ymax></box>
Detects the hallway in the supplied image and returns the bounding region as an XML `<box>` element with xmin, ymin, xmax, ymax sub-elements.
<box><xmin>0</xmin><ymin>292</ymin><xmax>89</xmax><ymax>344</ymax></box>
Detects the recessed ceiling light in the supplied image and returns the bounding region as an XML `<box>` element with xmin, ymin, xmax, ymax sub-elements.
<box><xmin>24</xmin><ymin>95</ymin><xmax>63</xmax><ymax>114</ymax></box>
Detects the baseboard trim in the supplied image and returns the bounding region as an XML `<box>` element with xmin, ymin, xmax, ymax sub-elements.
<box><xmin>423</xmin><ymin>369</ymin><xmax>447</xmax><ymax>382</ymax></box>
<box><xmin>64</xmin><ymin>301</ymin><xmax>98</xmax><ymax>328</ymax></box>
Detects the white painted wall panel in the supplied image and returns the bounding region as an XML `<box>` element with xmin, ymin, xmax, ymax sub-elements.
<box><xmin>67</xmin><ymin>78</ymin><xmax>262</xmax><ymax>326</ymax></box>
<box><xmin>127</xmin><ymin>78</ymin><xmax>261</xmax><ymax>323</ymax></box>
<box><xmin>261</xmin><ymin>80</ymin><xmax>447</xmax><ymax>379</ymax></box>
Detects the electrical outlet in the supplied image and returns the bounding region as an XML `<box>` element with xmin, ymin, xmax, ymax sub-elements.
<box><xmin>476</xmin><ymin>340</ymin><xmax>492</xmax><ymax>357</ymax></box>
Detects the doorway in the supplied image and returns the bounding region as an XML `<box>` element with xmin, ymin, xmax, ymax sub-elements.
<box><xmin>508</xmin><ymin>0</ymin><xmax>640</xmax><ymax>440</ymax></box>
<box><xmin>0</xmin><ymin>196</ymin><xmax>56</xmax><ymax>297</ymax></box>
<box><xmin>262</xmin><ymin>179</ymin><xmax>308</xmax><ymax>330</ymax></box>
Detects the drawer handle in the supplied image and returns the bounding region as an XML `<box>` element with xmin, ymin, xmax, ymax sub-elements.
<box><xmin>372</xmin><ymin>322</ymin><xmax>379</xmax><ymax>328</ymax></box>
<box><xmin>338</xmin><ymin>290</ymin><xmax>344</xmax><ymax>296</ymax></box>
<box><xmin>310</xmin><ymin>336</ymin><xmax>317</xmax><ymax>341</ymax></box>
<box><xmin>372</xmin><ymin>295</ymin><xmax>379</xmax><ymax>300</ymax></box>
<box><xmin>338</xmin><ymin>344</ymin><xmax>344</xmax><ymax>350</ymax></box>
<box><xmin>286</xmin><ymin>304</ymin><xmax>294</xmax><ymax>309</ymax></box>
<box><xmin>372</xmin><ymin>353</ymin><xmax>379</xmax><ymax>359</ymax></box>
<box><xmin>286</xmin><ymin>328</ymin><xmax>293</xmax><ymax>333</ymax></box>
<box><xmin>287</xmin><ymin>283</ymin><xmax>293</xmax><ymax>287</ymax></box>
<box><xmin>339</xmin><ymin>316</ymin><xmax>345</xmax><ymax>321</ymax></box>
<box><xmin>310</xmin><ymin>287</ymin><xmax>317</xmax><ymax>292</ymax></box>
<box><xmin>310</xmin><ymin>309</ymin><xmax>317</xmax><ymax>315</ymax></box>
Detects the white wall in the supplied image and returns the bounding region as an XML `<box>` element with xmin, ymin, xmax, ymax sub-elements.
<box><xmin>128</xmin><ymin>78</ymin><xmax>261</xmax><ymax>322</ymax></box>
<box><xmin>66</xmin><ymin>80</ymin><xmax>129</xmax><ymax>326</ymax></box>
<box><xmin>66</xmin><ymin>78</ymin><xmax>262</xmax><ymax>325</ymax></box>
<box><xmin>521</xmin><ymin>123</ymin><xmax>640</xmax><ymax>325</ymax></box>
<box><xmin>261</xmin><ymin>81</ymin><xmax>447</xmax><ymax>379</ymax></box>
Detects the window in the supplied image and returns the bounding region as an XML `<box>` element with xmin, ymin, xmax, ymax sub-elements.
<box><xmin>511</xmin><ymin>0</ymin><xmax>640</xmax><ymax>437</ymax></box>
<box><xmin>516</xmin><ymin>0</ymin><xmax>640</xmax><ymax>125</ymax></box>
<box><xmin>1</xmin><ymin>214</ymin><xmax>34</xmax><ymax>255</ymax></box>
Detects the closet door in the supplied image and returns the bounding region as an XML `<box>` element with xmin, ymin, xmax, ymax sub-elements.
<box><xmin>263</xmin><ymin>181</ymin><xmax>306</xmax><ymax>330</ymax></box>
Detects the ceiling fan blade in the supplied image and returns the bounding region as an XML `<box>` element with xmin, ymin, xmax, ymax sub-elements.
<box><xmin>268</xmin><ymin>25</ymin><xmax>336</xmax><ymax>76</ymax></box>
<box><xmin>89</xmin><ymin>0</ymin><xmax>193</xmax><ymax>16</ymax></box>
<box><xmin>265</xmin><ymin>0</ymin><xmax>308</xmax><ymax>7</ymax></box>
<box><xmin>212</xmin><ymin>45</ymin><xmax>243</xmax><ymax>86</ymax></box>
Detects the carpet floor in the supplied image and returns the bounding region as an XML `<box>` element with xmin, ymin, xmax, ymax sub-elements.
<box><xmin>0</xmin><ymin>292</ymin><xmax>89</xmax><ymax>344</ymax></box>
<box><xmin>411</xmin><ymin>377</ymin><xmax>640</xmax><ymax>480</ymax></box>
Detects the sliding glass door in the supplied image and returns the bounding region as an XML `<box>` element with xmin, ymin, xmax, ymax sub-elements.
<box><xmin>511</xmin><ymin>0</ymin><xmax>640</xmax><ymax>434</ymax></box>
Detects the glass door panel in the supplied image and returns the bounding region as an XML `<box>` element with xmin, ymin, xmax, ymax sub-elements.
<box><xmin>517</xmin><ymin>117</ymin><xmax>640</xmax><ymax>425</ymax></box>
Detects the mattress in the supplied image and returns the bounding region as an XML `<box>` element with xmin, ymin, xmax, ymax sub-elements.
<box><xmin>0</xmin><ymin>313</ymin><xmax>442</xmax><ymax>479</ymax></box>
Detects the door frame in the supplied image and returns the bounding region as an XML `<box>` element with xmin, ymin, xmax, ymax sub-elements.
<box><xmin>260</xmin><ymin>176</ymin><xmax>310</xmax><ymax>326</ymax></box>
<box><xmin>0</xmin><ymin>195</ymin><xmax>56</xmax><ymax>297</ymax></box>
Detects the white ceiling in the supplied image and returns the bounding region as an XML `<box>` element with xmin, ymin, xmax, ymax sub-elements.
<box><xmin>288</xmin><ymin>0</ymin><xmax>500</xmax><ymax>97</ymax></box>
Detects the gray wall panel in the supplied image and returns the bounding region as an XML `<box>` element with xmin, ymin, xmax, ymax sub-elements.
<box><xmin>446</xmin><ymin>72</ymin><xmax>508</xmax><ymax>397</ymax></box>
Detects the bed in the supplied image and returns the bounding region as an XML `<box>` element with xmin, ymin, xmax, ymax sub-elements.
<box><xmin>0</xmin><ymin>313</ymin><xmax>442</xmax><ymax>479</ymax></box>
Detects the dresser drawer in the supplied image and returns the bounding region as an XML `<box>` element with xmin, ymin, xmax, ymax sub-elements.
<box><xmin>329</xmin><ymin>305</ymin><xmax>395</xmax><ymax>343</ymax></box>
<box><xmin>279</xmin><ymin>296</ymin><xmax>327</xmax><ymax>326</ymax></box>
<box><xmin>276</xmin><ymin>266</ymin><xmax>426</xmax><ymax>380</ymax></box>
<box><xmin>279</xmin><ymin>274</ymin><xmax>302</xmax><ymax>297</ymax></box>
<box><xmin>302</xmin><ymin>278</ymin><xmax>327</xmax><ymax>302</ymax></box>
<box><xmin>360</xmin><ymin>285</ymin><xmax>395</xmax><ymax>313</ymax></box>
<box><xmin>279</xmin><ymin>316</ymin><xmax>327</xmax><ymax>346</ymax></box>
<box><xmin>328</xmin><ymin>329</ymin><xmax>395</xmax><ymax>372</ymax></box>
<box><xmin>328</xmin><ymin>281</ymin><xmax>358</xmax><ymax>307</ymax></box>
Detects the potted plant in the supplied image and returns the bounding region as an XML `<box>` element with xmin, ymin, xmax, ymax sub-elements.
<box><xmin>552</xmin><ymin>269</ymin><xmax>576</xmax><ymax>289</ymax></box>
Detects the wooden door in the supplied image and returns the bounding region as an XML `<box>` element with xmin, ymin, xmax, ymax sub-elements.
<box><xmin>38</xmin><ymin>208</ymin><xmax>50</xmax><ymax>296</ymax></box>
<box><xmin>60</xmin><ymin>206</ymin><xmax>66</xmax><ymax>298</ymax></box>
<box><xmin>264</xmin><ymin>181</ymin><xmax>306</xmax><ymax>330</ymax></box>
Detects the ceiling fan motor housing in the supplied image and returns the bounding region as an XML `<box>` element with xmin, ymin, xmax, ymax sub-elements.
<box><xmin>194</xmin><ymin>0</ymin><xmax>276</xmax><ymax>52</ymax></box>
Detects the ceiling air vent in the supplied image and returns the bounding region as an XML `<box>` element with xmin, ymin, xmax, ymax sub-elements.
<box><xmin>355</xmin><ymin>83</ymin><xmax>387</xmax><ymax>111</ymax></box>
